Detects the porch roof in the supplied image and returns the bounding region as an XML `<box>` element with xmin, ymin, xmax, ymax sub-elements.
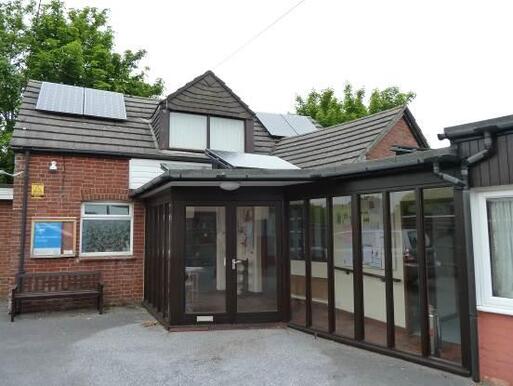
<box><xmin>130</xmin><ymin>147</ymin><xmax>458</xmax><ymax>198</ymax></box>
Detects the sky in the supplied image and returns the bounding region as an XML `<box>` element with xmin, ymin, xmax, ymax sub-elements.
<box><xmin>63</xmin><ymin>0</ymin><xmax>513</xmax><ymax>148</ymax></box>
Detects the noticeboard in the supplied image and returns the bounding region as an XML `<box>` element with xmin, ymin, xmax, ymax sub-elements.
<box><xmin>31</xmin><ymin>218</ymin><xmax>76</xmax><ymax>258</ymax></box>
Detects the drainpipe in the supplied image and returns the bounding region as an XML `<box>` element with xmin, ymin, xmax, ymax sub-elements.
<box><xmin>431</xmin><ymin>130</ymin><xmax>496</xmax><ymax>382</ymax></box>
<box><xmin>461</xmin><ymin>130</ymin><xmax>494</xmax><ymax>383</ymax></box>
<box><xmin>465</xmin><ymin>130</ymin><xmax>494</xmax><ymax>166</ymax></box>
<box><xmin>16</xmin><ymin>150</ymin><xmax>31</xmax><ymax>286</ymax></box>
<box><xmin>464</xmin><ymin>129</ymin><xmax>495</xmax><ymax>382</ymax></box>
<box><xmin>458</xmin><ymin>130</ymin><xmax>494</xmax><ymax>383</ymax></box>
<box><xmin>462</xmin><ymin>186</ymin><xmax>480</xmax><ymax>382</ymax></box>
<box><xmin>432</xmin><ymin>159</ymin><xmax>465</xmax><ymax>186</ymax></box>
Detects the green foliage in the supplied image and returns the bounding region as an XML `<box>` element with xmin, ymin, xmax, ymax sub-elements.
<box><xmin>368</xmin><ymin>87</ymin><xmax>415</xmax><ymax>115</ymax></box>
<box><xmin>295</xmin><ymin>88</ymin><xmax>343</xmax><ymax>127</ymax></box>
<box><xmin>0</xmin><ymin>0</ymin><xmax>164</xmax><ymax>181</ymax></box>
<box><xmin>296</xmin><ymin>83</ymin><xmax>415</xmax><ymax>128</ymax></box>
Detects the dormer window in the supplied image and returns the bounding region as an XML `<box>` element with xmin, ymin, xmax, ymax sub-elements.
<box><xmin>169</xmin><ymin>111</ymin><xmax>245</xmax><ymax>152</ymax></box>
<box><xmin>169</xmin><ymin>112</ymin><xmax>207</xmax><ymax>150</ymax></box>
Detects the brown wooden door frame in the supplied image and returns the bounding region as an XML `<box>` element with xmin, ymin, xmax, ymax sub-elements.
<box><xmin>228</xmin><ymin>201</ymin><xmax>284</xmax><ymax>324</ymax></box>
<box><xmin>175</xmin><ymin>198</ymin><xmax>285</xmax><ymax>325</ymax></box>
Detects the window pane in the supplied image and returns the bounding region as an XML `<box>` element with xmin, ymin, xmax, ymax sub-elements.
<box><xmin>109</xmin><ymin>204</ymin><xmax>130</xmax><ymax>215</ymax></box>
<box><xmin>81</xmin><ymin>219</ymin><xmax>131</xmax><ymax>253</ymax></box>
<box><xmin>84</xmin><ymin>204</ymin><xmax>108</xmax><ymax>215</ymax></box>
<box><xmin>487</xmin><ymin>198</ymin><xmax>513</xmax><ymax>299</ymax></box>
<box><xmin>236</xmin><ymin>206</ymin><xmax>278</xmax><ymax>313</ymax></box>
<box><xmin>185</xmin><ymin>206</ymin><xmax>226</xmax><ymax>314</ymax></box>
<box><xmin>360</xmin><ymin>193</ymin><xmax>387</xmax><ymax>346</ymax></box>
<box><xmin>424</xmin><ymin>187</ymin><xmax>461</xmax><ymax>364</ymax></box>
<box><xmin>390</xmin><ymin>190</ymin><xmax>422</xmax><ymax>355</ymax></box>
<box><xmin>169</xmin><ymin>112</ymin><xmax>207</xmax><ymax>150</ymax></box>
<box><xmin>289</xmin><ymin>201</ymin><xmax>306</xmax><ymax>326</ymax></box>
<box><xmin>310</xmin><ymin>198</ymin><xmax>328</xmax><ymax>332</ymax></box>
<box><xmin>210</xmin><ymin>117</ymin><xmax>245</xmax><ymax>152</ymax></box>
<box><xmin>333</xmin><ymin>196</ymin><xmax>354</xmax><ymax>338</ymax></box>
<box><xmin>289</xmin><ymin>201</ymin><xmax>304</xmax><ymax>261</ymax></box>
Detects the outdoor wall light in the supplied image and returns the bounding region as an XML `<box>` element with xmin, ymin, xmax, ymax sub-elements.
<box><xmin>219</xmin><ymin>181</ymin><xmax>240</xmax><ymax>191</ymax></box>
<box><xmin>49</xmin><ymin>160</ymin><xmax>58</xmax><ymax>173</ymax></box>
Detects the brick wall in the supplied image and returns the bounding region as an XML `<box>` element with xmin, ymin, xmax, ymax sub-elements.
<box><xmin>366</xmin><ymin>118</ymin><xmax>421</xmax><ymax>160</ymax></box>
<box><xmin>7</xmin><ymin>153</ymin><xmax>144</xmax><ymax>305</ymax></box>
<box><xmin>478</xmin><ymin>311</ymin><xmax>513</xmax><ymax>385</ymax></box>
<box><xmin>0</xmin><ymin>200</ymin><xmax>12</xmax><ymax>298</ymax></box>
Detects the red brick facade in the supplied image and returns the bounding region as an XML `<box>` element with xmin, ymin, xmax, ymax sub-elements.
<box><xmin>6</xmin><ymin>153</ymin><xmax>144</xmax><ymax>305</ymax></box>
<box><xmin>478</xmin><ymin>311</ymin><xmax>513</xmax><ymax>385</ymax></box>
<box><xmin>0</xmin><ymin>200</ymin><xmax>13</xmax><ymax>298</ymax></box>
<box><xmin>366</xmin><ymin>118</ymin><xmax>421</xmax><ymax>160</ymax></box>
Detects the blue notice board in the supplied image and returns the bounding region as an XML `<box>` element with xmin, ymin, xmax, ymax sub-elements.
<box><xmin>33</xmin><ymin>222</ymin><xmax>62</xmax><ymax>256</ymax></box>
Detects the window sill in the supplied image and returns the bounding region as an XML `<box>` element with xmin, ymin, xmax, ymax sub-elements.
<box><xmin>78</xmin><ymin>255</ymin><xmax>135</xmax><ymax>262</ymax></box>
<box><xmin>31</xmin><ymin>254</ymin><xmax>76</xmax><ymax>259</ymax></box>
<box><xmin>477</xmin><ymin>304</ymin><xmax>513</xmax><ymax>317</ymax></box>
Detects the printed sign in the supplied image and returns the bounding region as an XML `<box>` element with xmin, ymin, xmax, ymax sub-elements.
<box><xmin>31</xmin><ymin>183</ymin><xmax>45</xmax><ymax>198</ymax></box>
<box><xmin>33</xmin><ymin>222</ymin><xmax>62</xmax><ymax>256</ymax></box>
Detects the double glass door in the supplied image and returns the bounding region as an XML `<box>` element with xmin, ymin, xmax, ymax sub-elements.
<box><xmin>184</xmin><ymin>204</ymin><xmax>281</xmax><ymax>323</ymax></box>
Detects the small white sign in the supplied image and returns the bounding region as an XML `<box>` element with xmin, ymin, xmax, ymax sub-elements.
<box><xmin>196</xmin><ymin>315</ymin><xmax>213</xmax><ymax>322</ymax></box>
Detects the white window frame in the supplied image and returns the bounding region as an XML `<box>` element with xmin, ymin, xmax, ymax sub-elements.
<box><xmin>168</xmin><ymin>111</ymin><xmax>207</xmax><ymax>150</ymax></box>
<box><xmin>168</xmin><ymin>111</ymin><xmax>246</xmax><ymax>153</ymax></box>
<box><xmin>79</xmin><ymin>202</ymin><xmax>134</xmax><ymax>257</ymax></box>
<box><xmin>209</xmin><ymin>116</ymin><xmax>245</xmax><ymax>152</ymax></box>
<box><xmin>471</xmin><ymin>186</ymin><xmax>513</xmax><ymax>315</ymax></box>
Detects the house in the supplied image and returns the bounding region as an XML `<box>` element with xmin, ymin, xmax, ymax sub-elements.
<box><xmin>3</xmin><ymin>69</ymin><xmax>513</xmax><ymax>384</ymax></box>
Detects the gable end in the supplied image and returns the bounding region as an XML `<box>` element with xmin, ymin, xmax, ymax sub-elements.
<box><xmin>166</xmin><ymin>71</ymin><xmax>253</xmax><ymax>120</ymax></box>
<box><xmin>366</xmin><ymin>115</ymin><xmax>427</xmax><ymax>160</ymax></box>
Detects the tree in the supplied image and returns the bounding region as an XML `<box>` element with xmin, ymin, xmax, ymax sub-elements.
<box><xmin>368</xmin><ymin>87</ymin><xmax>415</xmax><ymax>115</ymax></box>
<box><xmin>0</xmin><ymin>0</ymin><xmax>164</xmax><ymax>181</ymax></box>
<box><xmin>340</xmin><ymin>84</ymin><xmax>367</xmax><ymax>122</ymax></box>
<box><xmin>295</xmin><ymin>88</ymin><xmax>343</xmax><ymax>127</ymax></box>
<box><xmin>295</xmin><ymin>83</ymin><xmax>415</xmax><ymax>128</ymax></box>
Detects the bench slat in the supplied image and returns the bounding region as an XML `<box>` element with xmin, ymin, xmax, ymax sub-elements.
<box><xmin>10</xmin><ymin>271</ymin><xmax>103</xmax><ymax>321</ymax></box>
<box><xmin>16</xmin><ymin>290</ymin><xmax>99</xmax><ymax>300</ymax></box>
<box><xmin>19</xmin><ymin>271</ymin><xmax>101</xmax><ymax>293</ymax></box>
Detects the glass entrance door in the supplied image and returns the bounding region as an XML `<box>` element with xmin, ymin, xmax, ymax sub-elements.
<box><xmin>233</xmin><ymin>206</ymin><xmax>279</xmax><ymax>317</ymax></box>
<box><xmin>184</xmin><ymin>206</ymin><xmax>227</xmax><ymax>319</ymax></box>
<box><xmin>183</xmin><ymin>203</ymin><xmax>282</xmax><ymax>324</ymax></box>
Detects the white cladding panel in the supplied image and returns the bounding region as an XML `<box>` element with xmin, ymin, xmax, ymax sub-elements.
<box><xmin>0</xmin><ymin>188</ymin><xmax>13</xmax><ymax>200</ymax></box>
<box><xmin>129</xmin><ymin>159</ymin><xmax>211</xmax><ymax>189</ymax></box>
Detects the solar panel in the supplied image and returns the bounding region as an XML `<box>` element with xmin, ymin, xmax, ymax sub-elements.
<box><xmin>207</xmin><ymin>149</ymin><xmax>299</xmax><ymax>170</ymax></box>
<box><xmin>84</xmin><ymin>88</ymin><xmax>126</xmax><ymax>120</ymax></box>
<box><xmin>282</xmin><ymin>114</ymin><xmax>317</xmax><ymax>135</ymax></box>
<box><xmin>36</xmin><ymin>82</ymin><xmax>84</xmax><ymax>115</ymax></box>
<box><xmin>256</xmin><ymin>112</ymin><xmax>318</xmax><ymax>137</ymax></box>
<box><xmin>256</xmin><ymin>112</ymin><xmax>296</xmax><ymax>137</ymax></box>
<box><xmin>35</xmin><ymin>81</ymin><xmax>127</xmax><ymax>120</ymax></box>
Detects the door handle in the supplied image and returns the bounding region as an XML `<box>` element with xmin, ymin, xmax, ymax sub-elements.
<box><xmin>231</xmin><ymin>259</ymin><xmax>243</xmax><ymax>270</ymax></box>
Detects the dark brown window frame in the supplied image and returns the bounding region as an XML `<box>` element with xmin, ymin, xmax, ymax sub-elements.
<box><xmin>285</xmin><ymin>182</ymin><xmax>471</xmax><ymax>377</ymax></box>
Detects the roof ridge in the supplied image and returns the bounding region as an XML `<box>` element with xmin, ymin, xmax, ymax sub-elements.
<box><xmin>274</xmin><ymin>105</ymin><xmax>406</xmax><ymax>144</ymax></box>
<box><xmin>275</xmin><ymin>111</ymin><xmax>400</xmax><ymax>146</ymax></box>
<box><xmin>165</xmin><ymin>70</ymin><xmax>255</xmax><ymax>117</ymax></box>
<box><xmin>321</xmin><ymin>105</ymin><xmax>406</xmax><ymax>130</ymax></box>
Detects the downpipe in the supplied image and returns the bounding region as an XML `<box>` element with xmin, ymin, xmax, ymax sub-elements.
<box><xmin>431</xmin><ymin>130</ymin><xmax>495</xmax><ymax>382</ymax></box>
<box><xmin>16</xmin><ymin>150</ymin><xmax>31</xmax><ymax>286</ymax></box>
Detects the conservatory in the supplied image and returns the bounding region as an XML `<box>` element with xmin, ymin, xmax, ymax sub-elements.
<box><xmin>132</xmin><ymin>147</ymin><xmax>472</xmax><ymax>377</ymax></box>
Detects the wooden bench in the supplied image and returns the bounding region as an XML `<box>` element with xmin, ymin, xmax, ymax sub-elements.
<box><xmin>10</xmin><ymin>271</ymin><xmax>103</xmax><ymax>322</ymax></box>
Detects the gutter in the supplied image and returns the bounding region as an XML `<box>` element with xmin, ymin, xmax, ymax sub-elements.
<box><xmin>17</xmin><ymin>150</ymin><xmax>30</xmax><ymax>285</ymax></box>
<box><xmin>130</xmin><ymin>148</ymin><xmax>459</xmax><ymax>198</ymax></box>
